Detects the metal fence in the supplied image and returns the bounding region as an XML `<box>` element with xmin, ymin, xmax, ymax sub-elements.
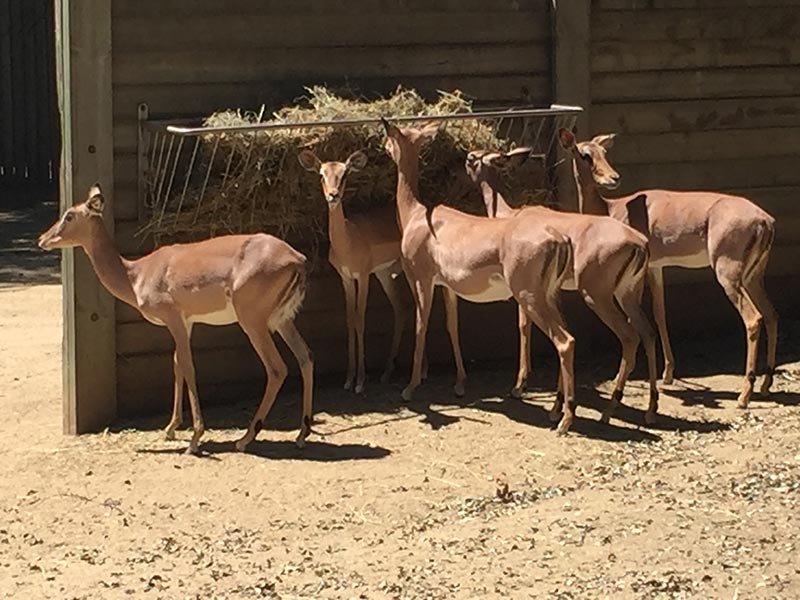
<box><xmin>0</xmin><ymin>0</ymin><xmax>59</xmax><ymax>188</ymax></box>
<box><xmin>136</xmin><ymin>104</ymin><xmax>582</xmax><ymax>248</ymax></box>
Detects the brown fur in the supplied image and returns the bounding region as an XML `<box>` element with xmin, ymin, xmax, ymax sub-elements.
<box><xmin>39</xmin><ymin>185</ymin><xmax>314</xmax><ymax>454</ymax></box>
<box><xmin>466</xmin><ymin>149</ymin><xmax>660</xmax><ymax>425</ymax></box>
<box><xmin>559</xmin><ymin>129</ymin><xmax>778</xmax><ymax>408</ymax></box>
<box><xmin>384</xmin><ymin>121</ymin><xmax>578</xmax><ymax>434</ymax></box>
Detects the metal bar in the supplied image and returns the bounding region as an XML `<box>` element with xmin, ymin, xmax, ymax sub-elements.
<box><xmin>159</xmin><ymin>105</ymin><xmax>583</xmax><ymax>137</ymax></box>
<box><xmin>175</xmin><ymin>136</ymin><xmax>200</xmax><ymax>225</ymax></box>
<box><xmin>154</xmin><ymin>135</ymin><xmax>175</xmax><ymax>227</ymax></box>
<box><xmin>159</xmin><ymin>136</ymin><xmax>184</xmax><ymax>226</ymax></box>
<box><xmin>193</xmin><ymin>136</ymin><xmax>219</xmax><ymax>225</ymax></box>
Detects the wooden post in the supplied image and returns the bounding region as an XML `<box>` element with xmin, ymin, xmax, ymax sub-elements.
<box><xmin>551</xmin><ymin>0</ymin><xmax>591</xmax><ymax>211</ymax></box>
<box><xmin>56</xmin><ymin>0</ymin><xmax>116</xmax><ymax>434</ymax></box>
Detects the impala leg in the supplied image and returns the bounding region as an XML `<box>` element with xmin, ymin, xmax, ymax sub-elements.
<box><xmin>744</xmin><ymin>267</ymin><xmax>778</xmax><ymax>396</ymax></box>
<box><xmin>164</xmin><ymin>348</ymin><xmax>185</xmax><ymax>441</ymax></box>
<box><xmin>512</xmin><ymin>307</ymin><xmax>531</xmax><ymax>398</ymax></box>
<box><xmin>520</xmin><ymin>295</ymin><xmax>576</xmax><ymax>435</ymax></box>
<box><xmin>617</xmin><ymin>284</ymin><xmax>660</xmax><ymax>425</ymax></box>
<box><xmin>403</xmin><ymin>277</ymin><xmax>434</xmax><ymax>402</ymax></box>
<box><xmin>648</xmin><ymin>268</ymin><xmax>675</xmax><ymax>384</ymax></box>
<box><xmin>235</xmin><ymin>322</ymin><xmax>288</xmax><ymax>452</ymax></box>
<box><xmin>716</xmin><ymin>263</ymin><xmax>762</xmax><ymax>409</ymax></box>
<box><xmin>277</xmin><ymin>321</ymin><xmax>315</xmax><ymax>448</ymax></box>
<box><xmin>550</xmin><ymin>370</ymin><xmax>564</xmax><ymax>423</ymax></box>
<box><xmin>340</xmin><ymin>275</ymin><xmax>357</xmax><ymax>391</ymax></box>
<box><xmin>166</xmin><ymin>319</ymin><xmax>204</xmax><ymax>455</ymax></box>
<box><xmin>443</xmin><ymin>288</ymin><xmax>467</xmax><ymax>397</ymax></box>
<box><xmin>582</xmin><ymin>289</ymin><xmax>639</xmax><ymax>425</ymax></box>
<box><xmin>354</xmin><ymin>276</ymin><xmax>369</xmax><ymax>394</ymax></box>
<box><xmin>375</xmin><ymin>267</ymin><xmax>406</xmax><ymax>384</ymax></box>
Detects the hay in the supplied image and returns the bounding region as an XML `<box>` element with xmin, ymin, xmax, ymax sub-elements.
<box><xmin>141</xmin><ymin>86</ymin><xmax>549</xmax><ymax>249</ymax></box>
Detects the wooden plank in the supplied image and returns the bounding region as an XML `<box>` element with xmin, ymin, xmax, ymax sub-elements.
<box><xmin>611</xmin><ymin>155</ymin><xmax>800</xmax><ymax>194</ymax></box>
<box><xmin>552</xmin><ymin>0</ymin><xmax>590</xmax><ymax>211</ymax></box>
<box><xmin>112</xmin><ymin>73</ymin><xmax>549</xmax><ymax>124</ymax></box>
<box><xmin>608</xmin><ymin>127</ymin><xmax>800</xmax><ymax>165</ymax></box>
<box><xmin>9</xmin><ymin>0</ymin><xmax>25</xmax><ymax>181</ymax></box>
<box><xmin>593</xmin><ymin>7</ymin><xmax>800</xmax><ymax>41</ymax></box>
<box><xmin>593</xmin><ymin>66</ymin><xmax>800</xmax><ymax>102</ymax></box>
<box><xmin>592</xmin><ymin>97</ymin><xmax>800</xmax><ymax>134</ymax></box>
<box><xmin>597</xmin><ymin>0</ymin><xmax>800</xmax><ymax>9</ymax></box>
<box><xmin>22</xmin><ymin>1</ymin><xmax>39</xmax><ymax>181</ymax></box>
<box><xmin>593</xmin><ymin>37</ymin><xmax>800</xmax><ymax>73</ymax></box>
<box><xmin>58</xmin><ymin>0</ymin><xmax>116</xmax><ymax>434</ymax></box>
<box><xmin>112</xmin><ymin>0</ymin><xmax>549</xmax><ymax>18</ymax></box>
<box><xmin>113</xmin><ymin>44</ymin><xmax>549</xmax><ymax>86</ymax></box>
<box><xmin>114</xmin><ymin>13</ymin><xmax>550</xmax><ymax>50</ymax></box>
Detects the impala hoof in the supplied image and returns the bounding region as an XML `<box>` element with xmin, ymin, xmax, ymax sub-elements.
<box><xmin>401</xmin><ymin>387</ymin><xmax>414</xmax><ymax>403</ymax></box>
<box><xmin>645</xmin><ymin>411</ymin><xmax>658</xmax><ymax>426</ymax></box>
<box><xmin>662</xmin><ymin>369</ymin><xmax>674</xmax><ymax>386</ymax></box>
<box><xmin>164</xmin><ymin>429</ymin><xmax>176</xmax><ymax>441</ymax></box>
<box><xmin>548</xmin><ymin>408</ymin><xmax>562</xmax><ymax>423</ymax></box>
<box><xmin>185</xmin><ymin>445</ymin><xmax>200</xmax><ymax>456</ymax></box>
<box><xmin>510</xmin><ymin>386</ymin><xmax>524</xmax><ymax>399</ymax></box>
<box><xmin>344</xmin><ymin>380</ymin><xmax>353</xmax><ymax>391</ymax></box>
<box><xmin>555</xmin><ymin>418</ymin><xmax>572</xmax><ymax>436</ymax></box>
<box><xmin>295</xmin><ymin>435</ymin><xmax>306</xmax><ymax>449</ymax></box>
<box><xmin>234</xmin><ymin>439</ymin><xmax>249</xmax><ymax>453</ymax></box>
<box><xmin>355</xmin><ymin>382</ymin><xmax>365</xmax><ymax>395</ymax></box>
<box><xmin>454</xmin><ymin>382</ymin><xmax>465</xmax><ymax>398</ymax></box>
<box><xmin>736</xmin><ymin>394</ymin><xmax>750</xmax><ymax>410</ymax></box>
<box><xmin>600</xmin><ymin>411</ymin><xmax>612</xmax><ymax>425</ymax></box>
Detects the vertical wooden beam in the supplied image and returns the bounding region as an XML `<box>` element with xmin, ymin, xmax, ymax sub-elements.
<box><xmin>56</xmin><ymin>0</ymin><xmax>116</xmax><ymax>434</ymax></box>
<box><xmin>551</xmin><ymin>0</ymin><xmax>591</xmax><ymax>211</ymax></box>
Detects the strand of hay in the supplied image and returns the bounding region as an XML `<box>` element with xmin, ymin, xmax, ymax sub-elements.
<box><xmin>140</xmin><ymin>87</ymin><xmax>549</xmax><ymax>249</ymax></box>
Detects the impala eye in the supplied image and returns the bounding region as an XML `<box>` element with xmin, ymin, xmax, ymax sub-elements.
<box><xmin>64</xmin><ymin>213</ymin><xmax>74</xmax><ymax>222</ymax></box>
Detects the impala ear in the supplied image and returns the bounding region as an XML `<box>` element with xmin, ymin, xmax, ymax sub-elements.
<box><xmin>86</xmin><ymin>188</ymin><xmax>105</xmax><ymax>216</ymax></box>
<box><xmin>346</xmin><ymin>150</ymin><xmax>368</xmax><ymax>172</ymax></box>
<box><xmin>502</xmin><ymin>146</ymin><xmax>533</xmax><ymax>169</ymax></box>
<box><xmin>381</xmin><ymin>117</ymin><xmax>398</xmax><ymax>136</ymax></box>
<box><xmin>558</xmin><ymin>128</ymin><xmax>577</xmax><ymax>151</ymax></box>
<box><xmin>592</xmin><ymin>133</ymin><xmax>616</xmax><ymax>149</ymax></box>
<box><xmin>298</xmin><ymin>149</ymin><xmax>322</xmax><ymax>172</ymax></box>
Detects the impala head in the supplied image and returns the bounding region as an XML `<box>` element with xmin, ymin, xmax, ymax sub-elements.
<box><xmin>298</xmin><ymin>149</ymin><xmax>367</xmax><ymax>207</ymax></box>
<box><xmin>558</xmin><ymin>128</ymin><xmax>620</xmax><ymax>191</ymax></box>
<box><xmin>465</xmin><ymin>147</ymin><xmax>533</xmax><ymax>184</ymax></box>
<box><xmin>38</xmin><ymin>184</ymin><xmax>106</xmax><ymax>251</ymax></box>
<box><xmin>381</xmin><ymin>119</ymin><xmax>440</xmax><ymax>164</ymax></box>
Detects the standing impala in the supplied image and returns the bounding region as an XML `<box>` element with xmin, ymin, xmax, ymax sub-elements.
<box><xmin>383</xmin><ymin>120</ymin><xmax>579</xmax><ymax>434</ymax></box>
<box><xmin>558</xmin><ymin>129</ymin><xmax>778</xmax><ymax>408</ymax></box>
<box><xmin>39</xmin><ymin>185</ymin><xmax>314</xmax><ymax>454</ymax></box>
<box><xmin>299</xmin><ymin>149</ymin><xmax>405</xmax><ymax>393</ymax></box>
<box><xmin>465</xmin><ymin>148</ymin><xmax>659</xmax><ymax>424</ymax></box>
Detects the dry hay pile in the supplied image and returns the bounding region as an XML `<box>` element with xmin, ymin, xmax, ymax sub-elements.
<box><xmin>141</xmin><ymin>87</ymin><xmax>550</xmax><ymax>250</ymax></box>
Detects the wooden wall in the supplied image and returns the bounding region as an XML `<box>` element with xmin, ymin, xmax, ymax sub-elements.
<box><xmin>110</xmin><ymin>0</ymin><xmax>553</xmax><ymax>416</ymax></box>
<box><xmin>588</xmin><ymin>0</ymin><xmax>800</xmax><ymax>291</ymax></box>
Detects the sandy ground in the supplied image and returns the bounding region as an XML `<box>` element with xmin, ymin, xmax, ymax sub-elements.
<box><xmin>1</xmin><ymin>204</ymin><xmax>799</xmax><ymax>599</ymax></box>
<box><xmin>1</xmin><ymin>283</ymin><xmax>799</xmax><ymax>600</ymax></box>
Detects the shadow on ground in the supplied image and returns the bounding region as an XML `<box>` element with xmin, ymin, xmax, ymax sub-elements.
<box><xmin>0</xmin><ymin>192</ymin><xmax>60</xmax><ymax>286</ymax></box>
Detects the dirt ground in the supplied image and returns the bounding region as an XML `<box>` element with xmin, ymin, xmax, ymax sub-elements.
<box><xmin>1</xmin><ymin>207</ymin><xmax>800</xmax><ymax>599</ymax></box>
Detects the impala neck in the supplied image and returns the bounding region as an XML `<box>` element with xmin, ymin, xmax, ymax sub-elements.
<box><xmin>394</xmin><ymin>151</ymin><xmax>426</xmax><ymax>230</ymax></box>
<box><xmin>81</xmin><ymin>219</ymin><xmax>137</xmax><ymax>307</ymax></box>
<box><xmin>478</xmin><ymin>179</ymin><xmax>515</xmax><ymax>218</ymax></box>
<box><xmin>327</xmin><ymin>201</ymin><xmax>348</xmax><ymax>252</ymax></box>
<box><xmin>574</xmin><ymin>161</ymin><xmax>610</xmax><ymax>217</ymax></box>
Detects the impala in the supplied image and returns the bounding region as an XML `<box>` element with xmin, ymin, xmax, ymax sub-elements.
<box><xmin>39</xmin><ymin>185</ymin><xmax>314</xmax><ymax>454</ymax></box>
<box><xmin>466</xmin><ymin>148</ymin><xmax>659</xmax><ymax>424</ymax></box>
<box><xmin>559</xmin><ymin>129</ymin><xmax>777</xmax><ymax>408</ymax></box>
<box><xmin>383</xmin><ymin>120</ymin><xmax>579</xmax><ymax>434</ymax></box>
<box><xmin>299</xmin><ymin>149</ymin><xmax>405</xmax><ymax>393</ymax></box>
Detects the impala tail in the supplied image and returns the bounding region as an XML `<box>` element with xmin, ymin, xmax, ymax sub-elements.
<box><xmin>268</xmin><ymin>261</ymin><xmax>308</xmax><ymax>331</ymax></box>
<box><xmin>742</xmin><ymin>218</ymin><xmax>776</xmax><ymax>283</ymax></box>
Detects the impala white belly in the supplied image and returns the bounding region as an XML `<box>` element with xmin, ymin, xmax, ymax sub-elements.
<box><xmin>454</xmin><ymin>274</ymin><xmax>512</xmax><ymax>303</ymax></box>
<box><xmin>650</xmin><ymin>249</ymin><xmax>710</xmax><ymax>269</ymax></box>
<box><xmin>189</xmin><ymin>301</ymin><xmax>238</xmax><ymax>326</ymax></box>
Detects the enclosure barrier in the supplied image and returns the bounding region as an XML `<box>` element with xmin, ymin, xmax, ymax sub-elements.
<box><xmin>136</xmin><ymin>104</ymin><xmax>582</xmax><ymax>249</ymax></box>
